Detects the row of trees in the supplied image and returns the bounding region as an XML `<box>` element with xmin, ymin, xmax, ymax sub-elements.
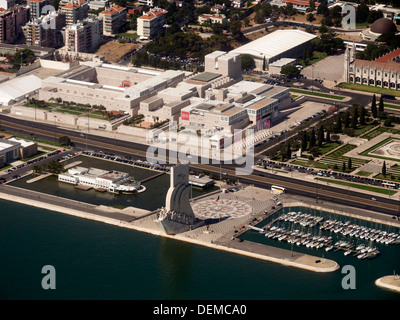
<box><xmin>33</xmin><ymin>160</ymin><xmax>64</xmax><ymax>175</ymax></box>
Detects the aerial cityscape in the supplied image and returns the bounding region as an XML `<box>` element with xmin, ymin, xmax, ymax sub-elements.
<box><xmin>1</xmin><ymin>0</ymin><xmax>400</xmax><ymax>304</ymax></box>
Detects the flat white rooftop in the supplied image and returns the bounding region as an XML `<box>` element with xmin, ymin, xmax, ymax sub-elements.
<box><xmin>0</xmin><ymin>141</ymin><xmax>19</xmax><ymax>151</ymax></box>
<box><xmin>230</xmin><ymin>29</ymin><xmax>316</xmax><ymax>61</ymax></box>
<box><xmin>8</xmin><ymin>137</ymin><xmax>35</xmax><ymax>148</ymax></box>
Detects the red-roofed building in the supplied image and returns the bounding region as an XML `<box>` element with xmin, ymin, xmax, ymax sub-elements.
<box><xmin>198</xmin><ymin>13</ymin><xmax>228</xmax><ymax>25</ymax></box>
<box><xmin>60</xmin><ymin>0</ymin><xmax>88</xmax><ymax>26</ymax></box>
<box><xmin>282</xmin><ymin>0</ymin><xmax>319</xmax><ymax>11</ymax></box>
<box><xmin>345</xmin><ymin>44</ymin><xmax>400</xmax><ymax>90</ymax></box>
<box><xmin>374</xmin><ymin>48</ymin><xmax>400</xmax><ymax>63</ymax></box>
<box><xmin>99</xmin><ymin>4</ymin><xmax>126</xmax><ymax>36</ymax></box>
<box><xmin>137</xmin><ymin>7</ymin><xmax>166</xmax><ymax>39</ymax></box>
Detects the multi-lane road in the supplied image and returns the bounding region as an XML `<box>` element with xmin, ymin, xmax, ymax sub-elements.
<box><xmin>1</xmin><ymin>114</ymin><xmax>400</xmax><ymax>218</ymax></box>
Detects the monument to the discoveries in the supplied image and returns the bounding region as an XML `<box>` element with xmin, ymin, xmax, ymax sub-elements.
<box><xmin>157</xmin><ymin>163</ymin><xmax>203</xmax><ymax>235</ymax></box>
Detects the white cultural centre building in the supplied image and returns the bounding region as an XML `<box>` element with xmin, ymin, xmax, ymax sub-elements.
<box><xmin>230</xmin><ymin>29</ymin><xmax>317</xmax><ymax>70</ymax></box>
<box><xmin>58</xmin><ymin>166</ymin><xmax>142</xmax><ymax>193</ymax></box>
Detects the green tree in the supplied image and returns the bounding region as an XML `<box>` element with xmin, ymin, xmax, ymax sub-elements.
<box><xmin>348</xmin><ymin>157</ymin><xmax>352</xmax><ymax>171</ymax></box>
<box><xmin>58</xmin><ymin>135</ymin><xmax>71</xmax><ymax>146</ymax></box>
<box><xmin>352</xmin><ymin>106</ymin><xmax>358</xmax><ymax>129</ymax></box>
<box><xmin>371</xmin><ymin>94</ymin><xmax>377</xmax><ymax>118</ymax></box>
<box><xmin>241</xmin><ymin>54</ymin><xmax>255</xmax><ymax>70</ymax></box>
<box><xmin>280</xmin><ymin>65</ymin><xmax>300</xmax><ymax>78</ymax></box>
<box><xmin>318</xmin><ymin>24</ymin><xmax>328</xmax><ymax>34</ymax></box>
<box><xmin>344</xmin><ymin>111</ymin><xmax>350</xmax><ymax>128</ymax></box>
<box><xmin>382</xmin><ymin>161</ymin><xmax>387</xmax><ymax>176</ymax></box>
<box><xmin>309</xmin><ymin>0</ymin><xmax>316</xmax><ymax>12</ymax></box>
<box><xmin>301</xmin><ymin>131</ymin><xmax>308</xmax><ymax>150</ymax></box>
<box><xmin>379</xmin><ymin>95</ymin><xmax>384</xmax><ymax>113</ymax></box>
<box><xmin>326</xmin><ymin>129</ymin><xmax>331</xmax><ymax>142</ymax></box>
<box><xmin>14</xmin><ymin>49</ymin><xmax>36</xmax><ymax>65</ymax></box>
<box><xmin>309</xmin><ymin>128</ymin><xmax>316</xmax><ymax>148</ymax></box>
<box><xmin>317</xmin><ymin>0</ymin><xmax>329</xmax><ymax>16</ymax></box>
<box><xmin>286</xmin><ymin>142</ymin><xmax>291</xmax><ymax>160</ymax></box>
<box><xmin>229</xmin><ymin>20</ymin><xmax>243</xmax><ymax>40</ymax></box>
<box><xmin>318</xmin><ymin>125</ymin><xmax>324</xmax><ymax>147</ymax></box>
<box><xmin>359</xmin><ymin>105</ymin><xmax>366</xmax><ymax>125</ymax></box>
<box><xmin>335</xmin><ymin>113</ymin><xmax>342</xmax><ymax>133</ymax></box>
<box><xmin>342</xmin><ymin>161</ymin><xmax>346</xmax><ymax>172</ymax></box>
<box><xmin>356</xmin><ymin>2</ymin><xmax>370</xmax><ymax>23</ymax></box>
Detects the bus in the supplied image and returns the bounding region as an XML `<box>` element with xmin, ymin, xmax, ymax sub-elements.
<box><xmin>271</xmin><ymin>185</ymin><xmax>286</xmax><ymax>194</ymax></box>
<box><xmin>382</xmin><ymin>94</ymin><xmax>395</xmax><ymax>100</ymax></box>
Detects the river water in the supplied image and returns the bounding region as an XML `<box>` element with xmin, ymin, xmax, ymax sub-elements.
<box><xmin>1</xmin><ymin>156</ymin><xmax>400</xmax><ymax>299</ymax></box>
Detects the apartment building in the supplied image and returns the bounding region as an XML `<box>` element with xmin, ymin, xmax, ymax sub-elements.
<box><xmin>26</xmin><ymin>0</ymin><xmax>51</xmax><ymax>19</ymax></box>
<box><xmin>0</xmin><ymin>0</ymin><xmax>14</xmax><ymax>10</ymax></box>
<box><xmin>0</xmin><ymin>6</ymin><xmax>29</xmax><ymax>44</ymax></box>
<box><xmin>137</xmin><ymin>7</ymin><xmax>166</xmax><ymax>39</ymax></box>
<box><xmin>60</xmin><ymin>0</ymin><xmax>89</xmax><ymax>26</ymax></box>
<box><xmin>22</xmin><ymin>11</ymin><xmax>65</xmax><ymax>47</ymax></box>
<box><xmin>88</xmin><ymin>0</ymin><xmax>109</xmax><ymax>10</ymax></box>
<box><xmin>64</xmin><ymin>16</ymin><xmax>103</xmax><ymax>52</ymax></box>
<box><xmin>138</xmin><ymin>0</ymin><xmax>153</xmax><ymax>7</ymax></box>
<box><xmin>198</xmin><ymin>13</ymin><xmax>228</xmax><ymax>25</ymax></box>
<box><xmin>99</xmin><ymin>4</ymin><xmax>126</xmax><ymax>36</ymax></box>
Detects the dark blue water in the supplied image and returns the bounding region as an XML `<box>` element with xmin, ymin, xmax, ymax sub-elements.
<box><xmin>1</xmin><ymin>200</ymin><xmax>400</xmax><ymax>300</ymax></box>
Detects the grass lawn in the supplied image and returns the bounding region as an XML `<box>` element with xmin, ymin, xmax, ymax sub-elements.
<box><xmin>39</xmin><ymin>146</ymin><xmax>58</xmax><ymax>151</ymax></box>
<box><xmin>292</xmin><ymin>160</ymin><xmax>312</xmax><ymax>166</ymax></box>
<box><xmin>338</xmin><ymin>82</ymin><xmax>400</xmax><ymax>97</ymax></box>
<box><xmin>243</xmin><ymin>75</ymin><xmax>263</xmax><ymax>83</ymax></box>
<box><xmin>298</xmin><ymin>52</ymin><xmax>328</xmax><ymax>67</ymax></box>
<box><xmin>362</xmin><ymin>126</ymin><xmax>400</xmax><ymax>140</ymax></box>
<box><xmin>88</xmin><ymin>111</ymin><xmax>112</xmax><ymax>120</ymax></box>
<box><xmin>318</xmin><ymin>142</ymin><xmax>341</xmax><ymax>155</ymax></box>
<box><xmin>327</xmin><ymin>144</ymin><xmax>357</xmax><ymax>158</ymax></box>
<box><xmin>316</xmin><ymin>178</ymin><xmax>397</xmax><ymax>195</ymax></box>
<box><xmin>0</xmin><ymin>164</ymin><xmax>12</xmax><ymax>171</ymax></box>
<box><xmin>118</xmin><ymin>32</ymin><xmax>138</xmax><ymax>39</ymax></box>
<box><xmin>23</xmin><ymin>102</ymin><xmax>54</xmax><ymax>110</ymax></box>
<box><xmin>353</xmin><ymin>124</ymin><xmax>376</xmax><ymax>137</ymax></box>
<box><xmin>289</xmin><ymin>88</ymin><xmax>345</xmax><ymax>100</ymax></box>
<box><xmin>354</xmin><ymin>170</ymin><xmax>372</xmax><ymax>177</ymax></box>
<box><xmin>56</xmin><ymin>108</ymin><xmax>87</xmax><ymax>115</ymax></box>
<box><xmin>384</xmin><ymin>103</ymin><xmax>400</xmax><ymax>110</ymax></box>
<box><xmin>360</xmin><ymin>137</ymin><xmax>400</xmax><ymax>159</ymax></box>
<box><xmin>2</xmin><ymin>131</ymin><xmax>71</xmax><ymax>149</ymax></box>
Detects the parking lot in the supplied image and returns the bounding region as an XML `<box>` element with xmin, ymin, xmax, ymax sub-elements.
<box><xmin>0</xmin><ymin>149</ymin><xmax>70</xmax><ymax>183</ymax></box>
<box><xmin>258</xmin><ymin>158</ymin><xmax>400</xmax><ymax>193</ymax></box>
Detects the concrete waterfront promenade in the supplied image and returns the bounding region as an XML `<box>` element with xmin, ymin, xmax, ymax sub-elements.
<box><xmin>0</xmin><ymin>183</ymin><xmax>340</xmax><ymax>273</ymax></box>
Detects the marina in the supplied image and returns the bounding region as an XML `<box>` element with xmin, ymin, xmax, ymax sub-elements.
<box><xmin>246</xmin><ymin>209</ymin><xmax>400</xmax><ymax>260</ymax></box>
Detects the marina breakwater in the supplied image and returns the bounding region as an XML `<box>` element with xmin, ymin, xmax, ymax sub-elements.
<box><xmin>375</xmin><ymin>275</ymin><xmax>400</xmax><ymax>293</ymax></box>
<box><xmin>0</xmin><ymin>186</ymin><xmax>340</xmax><ymax>273</ymax></box>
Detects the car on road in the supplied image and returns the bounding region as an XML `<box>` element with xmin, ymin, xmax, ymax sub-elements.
<box><xmin>371</xmin><ymin>197</ymin><xmax>376</xmax><ymax>201</ymax></box>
